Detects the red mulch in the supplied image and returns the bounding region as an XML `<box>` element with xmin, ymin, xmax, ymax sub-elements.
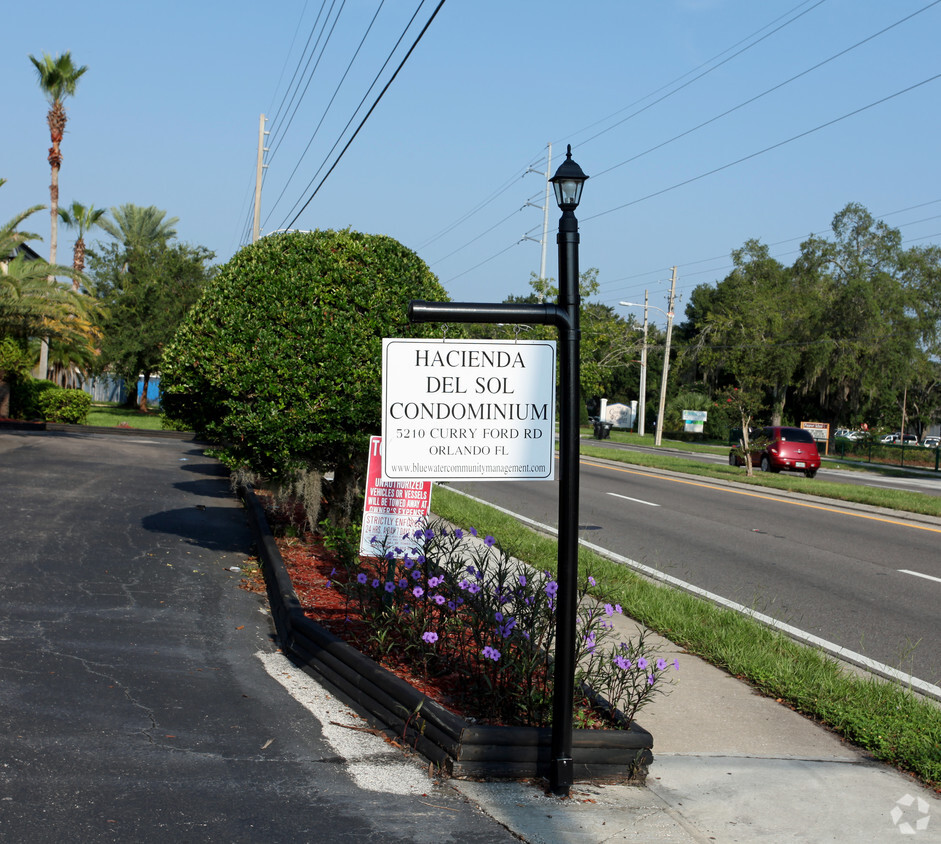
<box><xmin>243</xmin><ymin>531</ymin><xmax>468</xmax><ymax>714</ymax></box>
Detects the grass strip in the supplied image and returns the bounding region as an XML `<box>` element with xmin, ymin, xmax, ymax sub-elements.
<box><xmin>430</xmin><ymin>484</ymin><xmax>941</xmax><ymax>790</ymax></box>
<box><xmin>85</xmin><ymin>405</ymin><xmax>167</xmax><ymax>430</ymax></box>
<box><xmin>579</xmin><ymin>442</ymin><xmax>941</xmax><ymax>519</ymax></box>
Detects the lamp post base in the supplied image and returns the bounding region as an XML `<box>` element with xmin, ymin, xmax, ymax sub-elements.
<box><xmin>550</xmin><ymin>756</ymin><xmax>573</xmax><ymax>796</ymax></box>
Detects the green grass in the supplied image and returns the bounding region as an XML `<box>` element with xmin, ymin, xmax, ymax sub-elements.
<box><xmin>85</xmin><ymin>404</ymin><xmax>167</xmax><ymax>431</ymax></box>
<box><xmin>578</xmin><ymin>439</ymin><xmax>941</xmax><ymax>518</ymax></box>
<box><xmin>430</xmin><ymin>484</ymin><xmax>941</xmax><ymax>790</ymax></box>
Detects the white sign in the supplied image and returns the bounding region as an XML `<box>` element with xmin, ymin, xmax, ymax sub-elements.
<box><xmin>604</xmin><ymin>402</ymin><xmax>635</xmax><ymax>429</ymax></box>
<box><xmin>381</xmin><ymin>338</ymin><xmax>556</xmax><ymax>481</ymax></box>
<box><xmin>360</xmin><ymin>436</ymin><xmax>431</xmax><ymax>557</ymax></box>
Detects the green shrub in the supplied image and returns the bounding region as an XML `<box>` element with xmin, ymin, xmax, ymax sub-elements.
<box><xmin>9</xmin><ymin>378</ymin><xmax>57</xmax><ymax>420</ymax></box>
<box><xmin>160</xmin><ymin>229</ymin><xmax>449</xmax><ymax>523</ymax></box>
<box><xmin>37</xmin><ymin>387</ymin><xmax>92</xmax><ymax>424</ymax></box>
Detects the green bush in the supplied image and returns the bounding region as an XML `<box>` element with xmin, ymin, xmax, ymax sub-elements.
<box><xmin>36</xmin><ymin>387</ymin><xmax>92</xmax><ymax>424</ymax></box>
<box><xmin>160</xmin><ymin>229</ymin><xmax>449</xmax><ymax>521</ymax></box>
<box><xmin>9</xmin><ymin>378</ymin><xmax>58</xmax><ymax>420</ymax></box>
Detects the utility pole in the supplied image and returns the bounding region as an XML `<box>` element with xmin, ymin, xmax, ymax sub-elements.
<box><xmin>638</xmin><ymin>290</ymin><xmax>648</xmax><ymax>437</ymax></box>
<box><xmin>524</xmin><ymin>142</ymin><xmax>552</xmax><ymax>302</ymax></box>
<box><xmin>252</xmin><ymin>114</ymin><xmax>269</xmax><ymax>242</ymax></box>
<box><xmin>654</xmin><ymin>267</ymin><xmax>677</xmax><ymax>447</ymax></box>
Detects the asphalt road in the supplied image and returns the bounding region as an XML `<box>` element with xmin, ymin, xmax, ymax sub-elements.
<box><xmin>0</xmin><ymin>429</ymin><xmax>517</xmax><ymax>843</ymax></box>
<box><xmin>450</xmin><ymin>454</ymin><xmax>941</xmax><ymax>692</ymax></box>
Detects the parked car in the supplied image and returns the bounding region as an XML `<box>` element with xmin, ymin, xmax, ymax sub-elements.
<box><xmin>881</xmin><ymin>432</ymin><xmax>919</xmax><ymax>445</ymax></box>
<box><xmin>729</xmin><ymin>425</ymin><xmax>821</xmax><ymax>478</ymax></box>
<box><xmin>923</xmin><ymin>436</ymin><xmax>940</xmax><ymax>449</ymax></box>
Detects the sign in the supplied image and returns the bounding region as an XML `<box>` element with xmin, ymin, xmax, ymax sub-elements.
<box><xmin>359</xmin><ymin>436</ymin><xmax>432</xmax><ymax>556</ymax></box>
<box><xmin>801</xmin><ymin>421</ymin><xmax>830</xmax><ymax>455</ymax></box>
<box><xmin>682</xmin><ymin>409</ymin><xmax>707</xmax><ymax>434</ymax></box>
<box><xmin>604</xmin><ymin>402</ymin><xmax>635</xmax><ymax>429</ymax></box>
<box><xmin>381</xmin><ymin>338</ymin><xmax>557</xmax><ymax>481</ymax></box>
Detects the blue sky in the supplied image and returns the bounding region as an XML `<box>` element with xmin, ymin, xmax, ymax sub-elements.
<box><xmin>3</xmin><ymin>0</ymin><xmax>940</xmax><ymax>328</ymax></box>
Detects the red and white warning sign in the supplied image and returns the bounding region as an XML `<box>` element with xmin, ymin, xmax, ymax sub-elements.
<box><xmin>359</xmin><ymin>436</ymin><xmax>432</xmax><ymax>557</ymax></box>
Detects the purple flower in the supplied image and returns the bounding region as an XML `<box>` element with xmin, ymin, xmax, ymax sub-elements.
<box><xmin>657</xmin><ymin>658</ymin><xmax>668</xmax><ymax>671</ymax></box>
<box><xmin>604</xmin><ymin>603</ymin><xmax>614</xmax><ymax>616</ymax></box>
<box><xmin>384</xmin><ymin>550</ymin><xmax>395</xmax><ymax>560</ymax></box>
<box><xmin>615</xmin><ymin>603</ymin><xmax>623</xmax><ymax>614</ymax></box>
<box><xmin>412</xmin><ymin>570</ymin><xmax>422</xmax><ymax>580</ymax></box>
<box><xmin>357</xmin><ymin>573</ymin><xmax>367</xmax><ymax>585</ymax></box>
<box><xmin>413</xmin><ymin>586</ymin><xmax>424</xmax><ymax>598</ymax></box>
<box><xmin>428</xmin><ymin>576</ymin><xmax>442</xmax><ymax>588</ymax></box>
<box><xmin>588</xmin><ymin>575</ymin><xmax>596</xmax><ymax>586</ymax></box>
<box><xmin>482</xmin><ymin>646</ymin><xmax>501</xmax><ymax>661</ymax></box>
<box><xmin>447</xmin><ymin>601</ymin><xmax>456</xmax><ymax>611</ymax></box>
<box><xmin>484</xmin><ymin>535</ymin><xmax>496</xmax><ymax>547</ymax></box>
<box><xmin>647</xmin><ymin>675</ymin><xmax>656</xmax><ymax>686</ymax></box>
<box><xmin>371</xmin><ymin>579</ymin><xmax>380</xmax><ymax>589</ymax></box>
<box><xmin>454</xmin><ymin>528</ymin><xmax>464</xmax><ymax>539</ymax></box>
<box><xmin>433</xmin><ymin>594</ymin><xmax>446</xmax><ymax>605</ymax></box>
<box><xmin>459</xmin><ymin>579</ymin><xmax>471</xmax><ymax>591</ymax></box>
<box><xmin>518</xmin><ymin>574</ymin><xmax>527</xmax><ymax>587</ymax></box>
<box><xmin>424</xmin><ymin>528</ymin><xmax>435</xmax><ymax>540</ymax></box>
<box><xmin>637</xmin><ymin>657</ymin><xmax>648</xmax><ymax>670</ymax></box>
<box><xmin>422</xmin><ymin>631</ymin><xmax>438</xmax><ymax>644</ymax></box>
<box><xmin>398</xmin><ymin>579</ymin><xmax>408</xmax><ymax>589</ymax></box>
<box><xmin>469</xmin><ymin>527</ymin><xmax>478</xmax><ymax>537</ymax></box>
<box><xmin>545</xmin><ymin>581</ymin><xmax>559</xmax><ymax>597</ymax></box>
<box><xmin>584</xmin><ymin>632</ymin><xmax>597</xmax><ymax>653</ymax></box>
<box><xmin>614</xmin><ymin>655</ymin><xmax>631</xmax><ymax>670</ymax></box>
<box><xmin>384</xmin><ymin>582</ymin><xmax>395</xmax><ymax>593</ymax></box>
<box><xmin>468</xmin><ymin>583</ymin><xmax>481</xmax><ymax>595</ymax></box>
<box><xmin>673</xmin><ymin>658</ymin><xmax>680</xmax><ymax>671</ymax></box>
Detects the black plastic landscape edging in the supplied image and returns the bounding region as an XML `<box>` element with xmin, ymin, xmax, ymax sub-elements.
<box><xmin>241</xmin><ymin>484</ymin><xmax>654</xmax><ymax>782</ymax></box>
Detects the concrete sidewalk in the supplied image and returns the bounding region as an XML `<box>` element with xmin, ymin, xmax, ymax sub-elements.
<box><xmin>453</xmin><ymin>620</ymin><xmax>941</xmax><ymax>842</ymax></box>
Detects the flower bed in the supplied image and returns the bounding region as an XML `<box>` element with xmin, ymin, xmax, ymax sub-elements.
<box><xmin>242</xmin><ymin>485</ymin><xmax>658</xmax><ymax>782</ymax></box>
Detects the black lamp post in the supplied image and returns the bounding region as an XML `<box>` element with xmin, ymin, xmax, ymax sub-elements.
<box><xmin>407</xmin><ymin>144</ymin><xmax>587</xmax><ymax>796</ymax></box>
<box><xmin>548</xmin><ymin>144</ymin><xmax>588</xmax><ymax>796</ymax></box>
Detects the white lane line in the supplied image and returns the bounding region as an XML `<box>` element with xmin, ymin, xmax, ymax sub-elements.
<box><xmin>607</xmin><ymin>492</ymin><xmax>660</xmax><ymax>507</ymax></box>
<box><xmin>899</xmin><ymin>569</ymin><xmax>941</xmax><ymax>585</ymax></box>
<box><xmin>446</xmin><ymin>487</ymin><xmax>941</xmax><ymax>701</ymax></box>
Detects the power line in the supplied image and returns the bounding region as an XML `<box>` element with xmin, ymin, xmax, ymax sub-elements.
<box><xmin>281</xmin><ymin>0</ymin><xmax>449</xmax><ymax>233</ymax></box>
<box><xmin>584</xmin><ymin>73</ymin><xmax>941</xmax><ymax>225</ymax></box>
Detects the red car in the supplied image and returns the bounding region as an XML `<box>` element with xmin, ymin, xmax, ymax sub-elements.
<box><xmin>729</xmin><ymin>426</ymin><xmax>821</xmax><ymax>478</ymax></box>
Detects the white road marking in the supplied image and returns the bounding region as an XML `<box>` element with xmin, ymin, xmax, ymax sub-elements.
<box><xmin>607</xmin><ymin>492</ymin><xmax>660</xmax><ymax>507</ymax></box>
<box><xmin>899</xmin><ymin>569</ymin><xmax>941</xmax><ymax>585</ymax></box>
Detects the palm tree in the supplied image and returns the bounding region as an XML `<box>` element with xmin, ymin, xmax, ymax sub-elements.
<box><xmin>28</xmin><ymin>52</ymin><xmax>88</xmax><ymax>269</ymax></box>
<box><xmin>29</xmin><ymin>51</ymin><xmax>88</xmax><ymax>379</ymax></box>
<box><xmin>2</xmin><ymin>199</ymin><xmax>95</xmax><ymax>400</ymax></box>
<box><xmin>99</xmin><ymin>204</ymin><xmax>179</xmax><ymax>256</ymax></box>
<box><xmin>57</xmin><ymin>201</ymin><xmax>107</xmax><ymax>287</ymax></box>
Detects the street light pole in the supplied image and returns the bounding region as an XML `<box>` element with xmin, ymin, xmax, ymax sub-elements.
<box><xmin>407</xmin><ymin>145</ymin><xmax>588</xmax><ymax>798</ymax></box>
<box><xmin>548</xmin><ymin>144</ymin><xmax>587</xmax><ymax>797</ymax></box>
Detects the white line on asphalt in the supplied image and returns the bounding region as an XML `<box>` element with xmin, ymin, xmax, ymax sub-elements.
<box><xmin>447</xmin><ymin>487</ymin><xmax>941</xmax><ymax>701</ymax></box>
<box><xmin>607</xmin><ymin>492</ymin><xmax>660</xmax><ymax>507</ymax></box>
<box><xmin>899</xmin><ymin>568</ymin><xmax>941</xmax><ymax>585</ymax></box>
<box><xmin>256</xmin><ymin>651</ymin><xmax>430</xmax><ymax>794</ymax></box>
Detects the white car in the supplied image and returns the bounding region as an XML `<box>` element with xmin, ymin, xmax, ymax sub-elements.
<box><xmin>923</xmin><ymin>436</ymin><xmax>940</xmax><ymax>449</ymax></box>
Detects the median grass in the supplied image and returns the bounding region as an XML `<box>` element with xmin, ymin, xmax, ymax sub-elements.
<box><xmin>430</xmin><ymin>484</ymin><xmax>941</xmax><ymax>791</ymax></box>
<box><xmin>579</xmin><ymin>440</ymin><xmax>941</xmax><ymax>519</ymax></box>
